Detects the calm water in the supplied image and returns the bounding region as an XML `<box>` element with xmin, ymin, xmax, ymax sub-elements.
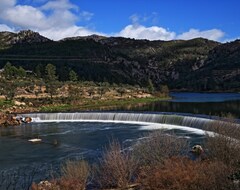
<box><xmin>121</xmin><ymin>92</ymin><xmax>240</xmax><ymax>118</ymax></box>
<box><xmin>1</xmin><ymin>92</ymin><xmax>240</xmax><ymax>189</ymax></box>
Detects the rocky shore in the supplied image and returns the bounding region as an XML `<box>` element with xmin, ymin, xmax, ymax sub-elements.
<box><xmin>0</xmin><ymin>112</ymin><xmax>31</xmax><ymax>127</ymax></box>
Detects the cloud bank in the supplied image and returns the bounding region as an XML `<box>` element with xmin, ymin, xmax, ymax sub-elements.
<box><xmin>177</xmin><ymin>29</ymin><xmax>225</xmax><ymax>41</ymax></box>
<box><xmin>117</xmin><ymin>24</ymin><xmax>176</xmax><ymax>41</ymax></box>
<box><xmin>0</xmin><ymin>0</ymin><xmax>225</xmax><ymax>41</ymax></box>
<box><xmin>0</xmin><ymin>0</ymin><xmax>101</xmax><ymax>40</ymax></box>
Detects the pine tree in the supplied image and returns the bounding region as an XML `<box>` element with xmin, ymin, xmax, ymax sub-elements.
<box><xmin>69</xmin><ymin>69</ymin><xmax>78</xmax><ymax>82</ymax></box>
<box><xmin>45</xmin><ymin>64</ymin><xmax>58</xmax><ymax>99</ymax></box>
<box><xmin>147</xmin><ymin>78</ymin><xmax>154</xmax><ymax>94</ymax></box>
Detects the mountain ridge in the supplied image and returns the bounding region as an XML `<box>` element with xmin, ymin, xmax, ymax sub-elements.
<box><xmin>0</xmin><ymin>30</ymin><xmax>239</xmax><ymax>91</ymax></box>
<box><xmin>0</xmin><ymin>30</ymin><xmax>51</xmax><ymax>49</ymax></box>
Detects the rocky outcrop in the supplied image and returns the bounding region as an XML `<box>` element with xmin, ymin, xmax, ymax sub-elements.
<box><xmin>0</xmin><ymin>30</ymin><xmax>51</xmax><ymax>48</ymax></box>
<box><xmin>62</xmin><ymin>34</ymin><xmax>107</xmax><ymax>42</ymax></box>
<box><xmin>0</xmin><ymin>113</ymin><xmax>32</xmax><ymax>127</ymax></box>
<box><xmin>14</xmin><ymin>100</ymin><xmax>26</xmax><ymax>106</ymax></box>
<box><xmin>0</xmin><ymin>113</ymin><xmax>21</xmax><ymax>127</ymax></box>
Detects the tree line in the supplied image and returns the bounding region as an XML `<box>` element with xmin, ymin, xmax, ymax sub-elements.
<box><xmin>0</xmin><ymin>62</ymin><xmax>169</xmax><ymax>102</ymax></box>
<box><xmin>0</xmin><ymin>62</ymin><xmax>77</xmax><ymax>100</ymax></box>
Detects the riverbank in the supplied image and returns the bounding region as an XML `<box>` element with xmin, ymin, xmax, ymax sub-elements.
<box><xmin>0</xmin><ymin>96</ymin><xmax>170</xmax><ymax>126</ymax></box>
<box><xmin>39</xmin><ymin>96</ymin><xmax>171</xmax><ymax>112</ymax></box>
<box><xmin>1</xmin><ymin>96</ymin><xmax>170</xmax><ymax>113</ymax></box>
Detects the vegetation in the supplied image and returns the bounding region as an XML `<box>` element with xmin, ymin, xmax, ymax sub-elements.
<box><xmin>96</xmin><ymin>140</ymin><xmax>138</xmax><ymax>189</ymax></box>
<box><xmin>69</xmin><ymin>69</ymin><xmax>78</xmax><ymax>82</ymax></box>
<box><xmin>0</xmin><ymin>62</ymin><xmax>28</xmax><ymax>100</ymax></box>
<box><xmin>147</xmin><ymin>78</ymin><xmax>154</xmax><ymax>94</ymax></box>
<box><xmin>31</xmin><ymin>160</ymin><xmax>90</xmax><ymax>190</ymax></box>
<box><xmin>0</xmin><ymin>62</ymin><xmax>170</xmax><ymax>113</ymax></box>
<box><xmin>39</xmin><ymin>97</ymin><xmax>166</xmax><ymax>112</ymax></box>
<box><xmin>132</xmin><ymin>131</ymin><xmax>189</xmax><ymax>166</ymax></box>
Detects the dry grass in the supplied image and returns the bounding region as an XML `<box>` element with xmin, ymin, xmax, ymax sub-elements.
<box><xmin>61</xmin><ymin>160</ymin><xmax>90</xmax><ymax>181</ymax></box>
<box><xmin>31</xmin><ymin>160</ymin><xmax>90</xmax><ymax>190</ymax></box>
<box><xmin>137</xmin><ymin>157</ymin><xmax>233</xmax><ymax>190</ymax></box>
<box><xmin>59</xmin><ymin>160</ymin><xmax>90</xmax><ymax>190</ymax></box>
<box><xmin>203</xmin><ymin>119</ymin><xmax>240</xmax><ymax>188</ymax></box>
<box><xmin>205</xmin><ymin>120</ymin><xmax>240</xmax><ymax>168</ymax></box>
<box><xmin>132</xmin><ymin>131</ymin><xmax>189</xmax><ymax>166</ymax></box>
<box><xmin>96</xmin><ymin>140</ymin><xmax>138</xmax><ymax>189</ymax></box>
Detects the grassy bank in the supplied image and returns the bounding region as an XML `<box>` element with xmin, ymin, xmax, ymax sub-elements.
<box><xmin>0</xmin><ymin>95</ymin><xmax>170</xmax><ymax>113</ymax></box>
<box><xmin>39</xmin><ymin>97</ymin><xmax>170</xmax><ymax>112</ymax></box>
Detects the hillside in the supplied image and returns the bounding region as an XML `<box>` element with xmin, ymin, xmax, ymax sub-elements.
<box><xmin>0</xmin><ymin>30</ymin><xmax>239</xmax><ymax>91</ymax></box>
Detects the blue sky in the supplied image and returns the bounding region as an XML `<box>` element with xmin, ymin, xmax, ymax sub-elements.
<box><xmin>0</xmin><ymin>0</ymin><xmax>239</xmax><ymax>41</ymax></box>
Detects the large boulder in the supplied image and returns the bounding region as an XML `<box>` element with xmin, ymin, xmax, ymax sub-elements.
<box><xmin>14</xmin><ymin>100</ymin><xmax>26</xmax><ymax>106</ymax></box>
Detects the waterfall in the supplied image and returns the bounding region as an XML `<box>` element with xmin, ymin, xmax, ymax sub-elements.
<box><xmin>22</xmin><ymin>112</ymin><xmax>226</xmax><ymax>130</ymax></box>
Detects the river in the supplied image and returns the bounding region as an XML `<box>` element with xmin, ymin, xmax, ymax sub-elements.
<box><xmin>0</xmin><ymin>92</ymin><xmax>240</xmax><ymax>189</ymax></box>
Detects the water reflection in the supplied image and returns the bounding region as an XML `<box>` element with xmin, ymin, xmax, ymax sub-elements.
<box><xmin>129</xmin><ymin>101</ymin><xmax>240</xmax><ymax>117</ymax></box>
<box><xmin>114</xmin><ymin>93</ymin><xmax>240</xmax><ymax>118</ymax></box>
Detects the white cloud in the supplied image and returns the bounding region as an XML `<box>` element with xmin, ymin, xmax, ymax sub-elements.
<box><xmin>0</xmin><ymin>1</ymin><xmax>226</xmax><ymax>41</ymax></box>
<box><xmin>222</xmin><ymin>37</ymin><xmax>240</xmax><ymax>43</ymax></box>
<box><xmin>0</xmin><ymin>0</ymin><xmax>97</xmax><ymax>40</ymax></box>
<box><xmin>79</xmin><ymin>11</ymin><xmax>94</xmax><ymax>21</ymax></box>
<box><xmin>118</xmin><ymin>14</ymin><xmax>224</xmax><ymax>41</ymax></box>
<box><xmin>129</xmin><ymin>13</ymin><xmax>159</xmax><ymax>26</ymax></box>
<box><xmin>177</xmin><ymin>29</ymin><xmax>225</xmax><ymax>41</ymax></box>
<box><xmin>2</xmin><ymin>5</ymin><xmax>47</xmax><ymax>29</ymax></box>
<box><xmin>0</xmin><ymin>0</ymin><xmax>79</xmax><ymax>30</ymax></box>
<box><xmin>39</xmin><ymin>26</ymin><xmax>103</xmax><ymax>41</ymax></box>
<box><xmin>41</xmin><ymin>0</ymin><xmax>77</xmax><ymax>11</ymax></box>
<box><xmin>129</xmin><ymin>14</ymin><xmax>139</xmax><ymax>24</ymax></box>
<box><xmin>0</xmin><ymin>0</ymin><xmax>15</xmax><ymax>9</ymax></box>
<box><xmin>117</xmin><ymin>24</ymin><xmax>176</xmax><ymax>41</ymax></box>
<box><xmin>0</xmin><ymin>24</ymin><xmax>14</xmax><ymax>32</ymax></box>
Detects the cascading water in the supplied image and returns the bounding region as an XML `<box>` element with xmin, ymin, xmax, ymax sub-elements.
<box><xmin>22</xmin><ymin>112</ymin><xmax>230</xmax><ymax>130</ymax></box>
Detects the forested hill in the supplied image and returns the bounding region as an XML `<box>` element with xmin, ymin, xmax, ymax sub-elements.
<box><xmin>0</xmin><ymin>30</ymin><xmax>239</xmax><ymax>91</ymax></box>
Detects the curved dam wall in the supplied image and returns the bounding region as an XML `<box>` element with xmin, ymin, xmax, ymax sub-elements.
<box><xmin>22</xmin><ymin>112</ymin><xmax>222</xmax><ymax>130</ymax></box>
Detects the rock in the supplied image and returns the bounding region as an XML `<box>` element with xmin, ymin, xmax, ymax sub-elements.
<box><xmin>0</xmin><ymin>113</ymin><xmax>7</xmax><ymax>125</ymax></box>
<box><xmin>0</xmin><ymin>113</ymin><xmax>25</xmax><ymax>127</ymax></box>
<box><xmin>191</xmin><ymin>145</ymin><xmax>204</xmax><ymax>155</ymax></box>
<box><xmin>24</xmin><ymin>117</ymin><xmax>32</xmax><ymax>123</ymax></box>
<box><xmin>14</xmin><ymin>100</ymin><xmax>26</xmax><ymax>106</ymax></box>
<box><xmin>35</xmin><ymin>180</ymin><xmax>59</xmax><ymax>190</ymax></box>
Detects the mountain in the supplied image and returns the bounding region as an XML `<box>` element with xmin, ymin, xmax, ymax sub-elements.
<box><xmin>0</xmin><ymin>30</ymin><xmax>51</xmax><ymax>49</ymax></box>
<box><xmin>0</xmin><ymin>30</ymin><xmax>239</xmax><ymax>92</ymax></box>
<box><xmin>179</xmin><ymin>40</ymin><xmax>240</xmax><ymax>91</ymax></box>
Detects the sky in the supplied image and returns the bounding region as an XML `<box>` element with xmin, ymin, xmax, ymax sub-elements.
<box><xmin>0</xmin><ymin>0</ymin><xmax>239</xmax><ymax>41</ymax></box>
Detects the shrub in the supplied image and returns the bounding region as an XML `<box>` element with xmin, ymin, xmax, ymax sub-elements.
<box><xmin>96</xmin><ymin>140</ymin><xmax>138</xmax><ymax>189</ymax></box>
<box><xmin>60</xmin><ymin>160</ymin><xmax>90</xmax><ymax>189</ymax></box>
<box><xmin>31</xmin><ymin>160</ymin><xmax>90</xmax><ymax>190</ymax></box>
<box><xmin>137</xmin><ymin>157</ymin><xmax>233</xmax><ymax>190</ymax></box>
<box><xmin>205</xmin><ymin>120</ymin><xmax>240</xmax><ymax>169</ymax></box>
<box><xmin>133</xmin><ymin>131</ymin><xmax>189</xmax><ymax>166</ymax></box>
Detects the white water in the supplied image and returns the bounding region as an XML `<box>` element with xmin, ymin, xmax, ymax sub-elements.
<box><xmin>22</xmin><ymin>112</ymin><xmax>224</xmax><ymax>135</ymax></box>
<box><xmin>24</xmin><ymin>112</ymin><xmax>213</xmax><ymax>127</ymax></box>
